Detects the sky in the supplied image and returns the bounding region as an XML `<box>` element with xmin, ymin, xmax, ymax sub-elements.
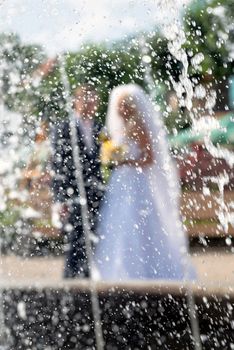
<box><xmin>0</xmin><ymin>0</ymin><xmax>191</xmax><ymax>55</ymax></box>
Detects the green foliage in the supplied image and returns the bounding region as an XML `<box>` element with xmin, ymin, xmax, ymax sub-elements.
<box><xmin>184</xmin><ymin>0</ymin><xmax>234</xmax><ymax>79</ymax></box>
<box><xmin>0</xmin><ymin>204</ymin><xmax>21</xmax><ymax>227</ymax></box>
<box><xmin>164</xmin><ymin>111</ymin><xmax>191</xmax><ymax>134</ymax></box>
<box><xmin>1</xmin><ymin>0</ymin><xmax>233</xmax><ymax>128</ymax></box>
<box><xmin>64</xmin><ymin>33</ymin><xmax>179</xmax><ymax>122</ymax></box>
<box><xmin>65</xmin><ymin>43</ymin><xmax>145</xmax><ymax>120</ymax></box>
<box><xmin>37</xmin><ymin>72</ymin><xmax>68</xmax><ymax>121</ymax></box>
<box><xmin>0</xmin><ymin>33</ymin><xmax>46</xmax><ymax>114</ymax></box>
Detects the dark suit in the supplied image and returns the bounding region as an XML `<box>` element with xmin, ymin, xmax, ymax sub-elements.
<box><xmin>51</xmin><ymin>116</ymin><xmax>103</xmax><ymax>278</ymax></box>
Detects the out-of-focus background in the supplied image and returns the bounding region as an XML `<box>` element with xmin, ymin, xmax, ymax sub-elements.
<box><xmin>0</xmin><ymin>1</ymin><xmax>234</xmax><ymax>348</ymax></box>
<box><xmin>0</xmin><ymin>0</ymin><xmax>233</xmax><ymax>276</ymax></box>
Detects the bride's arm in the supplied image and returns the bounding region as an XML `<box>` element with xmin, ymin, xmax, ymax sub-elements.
<box><xmin>118</xmin><ymin>119</ymin><xmax>154</xmax><ymax>168</ymax></box>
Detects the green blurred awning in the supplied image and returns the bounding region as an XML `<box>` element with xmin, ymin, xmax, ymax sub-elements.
<box><xmin>169</xmin><ymin>113</ymin><xmax>234</xmax><ymax>148</ymax></box>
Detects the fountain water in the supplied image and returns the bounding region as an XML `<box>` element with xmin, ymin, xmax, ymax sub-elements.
<box><xmin>139</xmin><ymin>29</ymin><xmax>202</xmax><ymax>350</ymax></box>
<box><xmin>0</xmin><ymin>269</ymin><xmax>8</xmax><ymax>350</ymax></box>
<box><xmin>159</xmin><ymin>1</ymin><xmax>234</xmax><ymax>234</ymax></box>
<box><xmin>153</xmin><ymin>1</ymin><xmax>233</xmax><ymax>347</ymax></box>
<box><xmin>58</xmin><ymin>55</ymin><xmax>105</xmax><ymax>350</ymax></box>
<box><xmin>0</xmin><ymin>1</ymin><xmax>233</xmax><ymax>348</ymax></box>
<box><xmin>0</xmin><ymin>72</ymin><xmax>36</xmax><ymax>349</ymax></box>
<box><xmin>0</xmin><ymin>224</ymin><xmax>8</xmax><ymax>349</ymax></box>
<box><xmin>0</xmin><ymin>104</ymin><xmax>21</xmax><ymax>350</ymax></box>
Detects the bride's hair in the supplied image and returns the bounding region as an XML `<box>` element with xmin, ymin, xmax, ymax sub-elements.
<box><xmin>107</xmin><ymin>85</ymin><xmax>146</xmax><ymax>144</ymax></box>
<box><xmin>116</xmin><ymin>93</ymin><xmax>142</xmax><ymax>133</ymax></box>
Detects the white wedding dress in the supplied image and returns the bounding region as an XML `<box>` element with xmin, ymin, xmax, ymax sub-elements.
<box><xmin>94</xmin><ymin>84</ymin><xmax>195</xmax><ymax>281</ymax></box>
<box><xmin>95</xmin><ymin>139</ymin><xmax>194</xmax><ymax>281</ymax></box>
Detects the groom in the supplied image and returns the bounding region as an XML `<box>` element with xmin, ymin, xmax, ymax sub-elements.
<box><xmin>51</xmin><ymin>84</ymin><xmax>103</xmax><ymax>278</ymax></box>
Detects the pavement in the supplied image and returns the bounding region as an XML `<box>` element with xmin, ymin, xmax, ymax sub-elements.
<box><xmin>0</xmin><ymin>250</ymin><xmax>234</xmax><ymax>287</ymax></box>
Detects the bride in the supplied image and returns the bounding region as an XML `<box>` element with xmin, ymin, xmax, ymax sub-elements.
<box><xmin>95</xmin><ymin>84</ymin><xmax>195</xmax><ymax>281</ymax></box>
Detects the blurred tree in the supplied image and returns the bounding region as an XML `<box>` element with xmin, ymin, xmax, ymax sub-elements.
<box><xmin>0</xmin><ymin>32</ymin><xmax>188</xmax><ymax>129</ymax></box>
<box><xmin>65</xmin><ymin>34</ymin><xmax>181</xmax><ymax>124</ymax></box>
<box><xmin>2</xmin><ymin>0</ymin><xmax>233</xmax><ymax>126</ymax></box>
<box><xmin>65</xmin><ymin>44</ymin><xmax>145</xmax><ymax>121</ymax></box>
<box><xmin>184</xmin><ymin>0</ymin><xmax>234</xmax><ymax>79</ymax></box>
<box><xmin>0</xmin><ymin>33</ymin><xmax>46</xmax><ymax>114</ymax></box>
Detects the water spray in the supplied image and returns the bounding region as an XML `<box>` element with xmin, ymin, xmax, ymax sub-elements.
<box><xmin>58</xmin><ymin>54</ymin><xmax>105</xmax><ymax>350</ymax></box>
<box><xmin>139</xmin><ymin>2</ymin><xmax>202</xmax><ymax>348</ymax></box>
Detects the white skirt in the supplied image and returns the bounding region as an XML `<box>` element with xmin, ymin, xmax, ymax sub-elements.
<box><xmin>94</xmin><ymin>165</ymin><xmax>195</xmax><ymax>281</ymax></box>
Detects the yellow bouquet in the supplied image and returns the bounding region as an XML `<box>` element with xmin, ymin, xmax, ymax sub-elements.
<box><xmin>99</xmin><ymin>129</ymin><xmax>127</xmax><ymax>166</ymax></box>
<box><xmin>101</xmin><ymin>140</ymin><xmax>127</xmax><ymax>165</ymax></box>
